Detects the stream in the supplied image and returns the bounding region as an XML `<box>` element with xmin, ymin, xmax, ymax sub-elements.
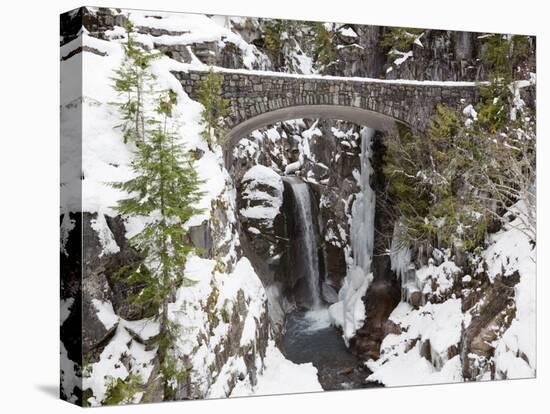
<box><xmin>282</xmin><ymin>308</ymin><xmax>381</xmax><ymax>391</ymax></box>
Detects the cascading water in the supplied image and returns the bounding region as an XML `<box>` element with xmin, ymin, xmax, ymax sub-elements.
<box><xmin>282</xmin><ymin>129</ymin><xmax>381</xmax><ymax>391</ymax></box>
<box><xmin>283</xmin><ymin>176</ymin><xmax>322</xmax><ymax>310</ymax></box>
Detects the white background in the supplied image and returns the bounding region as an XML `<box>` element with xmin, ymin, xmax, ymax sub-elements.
<box><xmin>0</xmin><ymin>0</ymin><xmax>547</xmax><ymax>412</ymax></box>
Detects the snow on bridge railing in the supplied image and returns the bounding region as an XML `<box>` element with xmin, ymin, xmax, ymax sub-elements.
<box><xmin>170</xmin><ymin>62</ymin><xmax>486</xmax><ymax>88</ymax></box>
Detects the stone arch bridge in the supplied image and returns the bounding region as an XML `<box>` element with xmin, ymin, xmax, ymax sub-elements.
<box><xmin>172</xmin><ymin>68</ymin><xmax>480</xmax><ymax>147</ymax></box>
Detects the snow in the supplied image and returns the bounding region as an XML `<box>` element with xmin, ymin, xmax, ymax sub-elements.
<box><xmin>61</xmin><ymin>21</ymin><xmax>230</xmax><ymax>232</ymax></box>
<box><xmin>367</xmin><ymin>299</ymin><xmax>464</xmax><ymax>385</ymax></box>
<box><xmin>509</xmin><ymin>76</ymin><xmax>535</xmax><ymax>121</ymax></box>
<box><xmin>240</xmin><ymin>312</ymin><xmax>258</xmax><ymax>347</ymax></box>
<box><xmin>414</xmin><ymin>33</ymin><xmax>425</xmax><ymax>48</ymax></box>
<box><xmin>230</xmin><ymin>341</ymin><xmax>322</xmax><ymax>397</ymax></box>
<box><xmin>186</xmin><ymin>149</ymin><xmax>227</xmax><ymax>228</ymax></box>
<box><xmin>60</xmin><ymin>298</ymin><xmax>74</xmax><ymax>325</ymax></box>
<box><xmin>208</xmin><ymin>356</ymin><xmax>248</xmax><ymax>398</ymax></box>
<box><xmin>370</xmin><ymin>199</ymin><xmax>536</xmax><ymax>385</ymax></box>
<box><xmin>284</xmin><ymin>160</ymin><xmax>302</xmax><ymax>174</ymax></box>
<box><xmin>242</xmin><ymin>164</ymin><xmax>284</xmax><ymax>191</ymax></box>
<box><xmin>483</xmin><ymin>201</ymin><xmax>535</xmax><ymax>282</ymax></box>
<box><xmin>90</xmin><ymin>213</ymin><xmax>120</xmax><ymax>257</ymax></box>
<box><xmin>130</xmin><ymin>11</ymin><xmax>270</xmax><ymax>70</ymax></box>
<box><xmin>292</xmin><ymin>49</ymin><xmax>315</xmax><ymax>75</ymax></box>
<box><xmin>84</xmin><ymin>324</ymin><xmax>158</xmax><ymax>406</ymax></box>
<box><xmin>240</xmin><ymin>165</ymin><xmax>283</xmax><ymax>225</ymax></box>
<box><xmin>392</xmin><ymin>50</ymin><xmax>413</xmax><ymax>66</ymax></box>
<box><xmin>59</xmin><ymin>213</ymin><xmax>75</xmax><ymax>256</ymax></box>
<box><xmin>62</xmin><ymin>7</ymin><xmax>537</xmax><ymax>401</ymax></box>
<box><xmin>463</xmin><ymin>103</ymin><xmax>478</xmax><ymax>120</ymax></box>
<box><xmin>415</xmin><ymin>259</ymin><xmax>461</xmax><ymax>298</ymax></box>
<box><xmin>174</xmin><ymin>60</ymin><xmax>481</xmax><ymax>87</ymax></box>
<box><xmin>487</xmin><ymin>201</ymin><xmax>536</xmax><ymax>379</ymax></box>
<box><xmin>368</xmin><ymin>343</ymin><xmax>463</xmax><ymax>387</ymax></box>
<box><xmin>164</xmin><ymin>255</ymin><xmax>268</xmax><ymax>398</ymax></box>
<box><xmin>85</xmin><ymin>300</ymin><xmax>159</xmax><ymax>406</ymax></box>
<box><xmin>92</xmin><ymin>299</ymin><xmax>160</xmax><ymax>340</ymax></box>
<box><xmin>339</xmin><ymin>27</ymin><xmax>358</xmax><ymax>38</ymax></box>
<box><xmin>92</xmin><ymin>299</ymin><xmax>119</xmax><ymax>330</ymax></box>
<box><xmin>60</xmin><ymin>340</ymin><xmax>80</xmax><ymax>404</ymax></box>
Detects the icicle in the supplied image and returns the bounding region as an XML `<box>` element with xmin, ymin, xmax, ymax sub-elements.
<box><xmin>328</xmin><ymin>127</ymin><xmax>376</xmax><ymax>343</ymax></box>
<box><xmin>350</xmin><ymin>127</ymin><xmax>376</xmax><ymax>274</ymax></box>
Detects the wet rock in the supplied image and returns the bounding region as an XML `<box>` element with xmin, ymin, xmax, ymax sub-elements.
<box><xmin>383</xmin><ymin>319</ymin><xmax>402</xmax><ymax>336</ymax></box>
<box><xmin>157</xmin><ymin>43</ymin><xmax>192</xmax><ymax>63</ymax></box>
<box><xmin>188</xmin><ymin>221</ymin><xmax>213</xmax><ymax>257</ymax></box>
<box><xmin>351</xmin><ymin>279</ymin><xmax>401</xmax><ymax>359</ymax></box>
<box><xmin>409</xmin><ymin>291</ymin><xmax>424</xmax><ymax>309</ymax></box>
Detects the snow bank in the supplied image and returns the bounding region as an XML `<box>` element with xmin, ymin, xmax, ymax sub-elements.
<box><xmin>487</xmin><ymin>202</ymin><xmax>536</xmax><ymax>379</ymax></box>
<box><xmin>84</xmin><ymin>300</ymin><xmax>159</xmax><ymax>406</ymax></box>
<box><xmin>483</xmin><ymin>201</ymin><xmax>536</xmax><ymax>282</ymax></box>
<box><xmin>368</xmin><ymin>343</ymin><xmax>462</xmax><ymax>387</ymax></box>
<box><xmin>230</xmin><ymin>341</ymin><xmax>322</xmax><ymax>397</ymax></box>
<box><xmin>367</xmin><ymin>299</ymin><xmax>464</xmax><ymax>385</ymax></box>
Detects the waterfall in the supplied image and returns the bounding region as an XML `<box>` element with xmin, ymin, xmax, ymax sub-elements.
<box><xmin>284</xmin><ymin>176</ymin><xmax>322</xmax><ymax>309</ymax></box>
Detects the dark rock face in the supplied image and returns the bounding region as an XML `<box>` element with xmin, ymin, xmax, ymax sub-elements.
<box><xmin>60</xmin><ymin>213</ymin><xmax>83</xmax><ymax>403</ymax></box>
<box><xmin>80</xmin><ymin>213</ymin><xmax>149</xmax><ymax>361</ymax></box>
<box><xmin>60</xmin><ymin>7</ymin><xmax>126</xmax><ymax>46</ymax></box>
<box><xmin>351</xmin><ymin>279</ymin><xmax>401</xmax><ymax>360</ymax></box>
<box><xmin>330</xmin><ymin>28</ymin><xmax>535</xmax><ymax>82</ymax></box>
<box><xmin>385</xmin><ymin>30</ymin><xmax>484</xmax><ymax>82</ymax></box>
<box><xmin>157</xmin><ymin>43</ymin><xmax>192</xmax><ymax>63</ymax></box>
<box><xmin>187</xmin><ymin>221</ymin><xmax>214</xmax><ymax>258</ymax></box>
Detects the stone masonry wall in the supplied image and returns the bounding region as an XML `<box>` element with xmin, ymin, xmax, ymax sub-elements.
<box><xmin>173</xmin><ymin>69</ymin><xmax>480</xmax><ymax>140</ymax></box>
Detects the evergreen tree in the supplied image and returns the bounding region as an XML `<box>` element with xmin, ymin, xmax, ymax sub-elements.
<box><xmin>111</xmin><ymin>21</ymin><xmax>161</xmax><ymax>144</ymax></box>
<box><xmin>311</xmin><ymin>22</ymin><xmax>337</xmax><ymax>74</ymax></box>
<box><xmin>198</xmin><ymin>68</ymin><xmax>229</xmax><ymax>149</ymax></box>
<box><xmin>478</xmin><ymin>34</ymin><xmax>532</xmax><ymax>132</ymax></box>
<box><xmin>111</xmin><ymin>27</ymin><xmax>204</xmax><ymax>400</ymax></box>
<box><xmin>260</xmin><ymin>18</ymin><xmax>312</xmax><ymax>72</ymax></box>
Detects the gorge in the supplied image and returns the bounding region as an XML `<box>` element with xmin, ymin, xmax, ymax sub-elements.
<box><xmin>60</xmin><ymin>7</ymin><xmax>537</xmax><ymax>406</ymax></box>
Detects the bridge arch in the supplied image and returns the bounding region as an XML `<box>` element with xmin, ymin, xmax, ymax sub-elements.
<box><xmin>226</xmin><ymin>104</ymin><xmax>402</xmax><ymax>147</ymax></box>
